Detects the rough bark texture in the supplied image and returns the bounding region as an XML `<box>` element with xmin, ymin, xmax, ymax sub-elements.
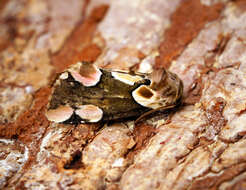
<box><xmin>1</xmin><ymin>0</ymin><xmax>246</xmax><ymax>189</ymax></box>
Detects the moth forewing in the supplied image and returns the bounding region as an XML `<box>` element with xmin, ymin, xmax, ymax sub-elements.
<box><xmin>46</xmin><ymin>62</ymin><xmax>183</xmax><ymax>124</ymax></box>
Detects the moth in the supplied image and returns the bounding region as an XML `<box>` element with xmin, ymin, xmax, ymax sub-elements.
<box><xmin>46</xmin><ymin>62</ymin><xmax>183</xmax><ymax>124</ymax></box>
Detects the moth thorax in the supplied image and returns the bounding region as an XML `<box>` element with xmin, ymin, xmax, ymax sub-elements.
<box><xmin>150</xmin><ymin>68</ymin><xmax>168</xmax><ymax>90</ymax></box>
<box><xmin>151</xmin><ymin>68</ymin><xmax>167</xmax><ymax>83</ymax></box>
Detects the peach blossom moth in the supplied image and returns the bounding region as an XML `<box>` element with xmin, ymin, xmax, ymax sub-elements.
<box><xmin>46</xmin><ymin>62</ymin><xmax>183</xmax><ymax>124</ymax></box>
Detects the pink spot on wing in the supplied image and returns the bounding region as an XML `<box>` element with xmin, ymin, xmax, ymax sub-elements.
<box><xmin>75</xmin><ymin>105</ymin><xmax>103</xmax><ymax>122</ymax></box>
<box><xmin>70</xmin><ymin>65</ymin><xmax>102</xmax><ymax>87</ymax></box>
<box><xmin>46</xmin><ymin>105</ymin><xmax>74</xmax><ymax>123</ymax></box>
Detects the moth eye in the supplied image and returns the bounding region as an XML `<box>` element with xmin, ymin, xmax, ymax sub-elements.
<box><xmin>46</xmin><ymin>105</ymin><xmax>74</xmax><ymax>123</ymax></box>
<box><xmin>75</xmin><ymin>105</ymin><xmax>103</xmax><ymax>123</ymax></box>
<box><xmin>137</xmin><ymin>85</ymin><xmax>154</xmax><ymax>98</ymax></box>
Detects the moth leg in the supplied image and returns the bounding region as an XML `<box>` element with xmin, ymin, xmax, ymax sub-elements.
<box><xmin>135</xmin><ymin>104</ymin><xmax>176</xmax><ymax>124</ymax></box>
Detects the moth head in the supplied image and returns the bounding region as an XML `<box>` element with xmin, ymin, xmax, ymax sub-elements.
<box><xmin>132</xmin><ymin>69</ymin><xmax>183</xmax><ymax>109</ymax></box>
<box><xmin>150</xmin><ymin>69</ymin><xmax>182</xmax><ymax>100</ymax></box>
<box><xmin>68</xmin><ymin>62</ymin><xmax>102</xmax><ymax>87</ymax></box>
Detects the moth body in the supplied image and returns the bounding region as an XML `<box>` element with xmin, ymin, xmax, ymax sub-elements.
<box><xmin>46</xmin><ymin>62</ymin><xmax>183</xmax><ymax>124</ymax></box>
